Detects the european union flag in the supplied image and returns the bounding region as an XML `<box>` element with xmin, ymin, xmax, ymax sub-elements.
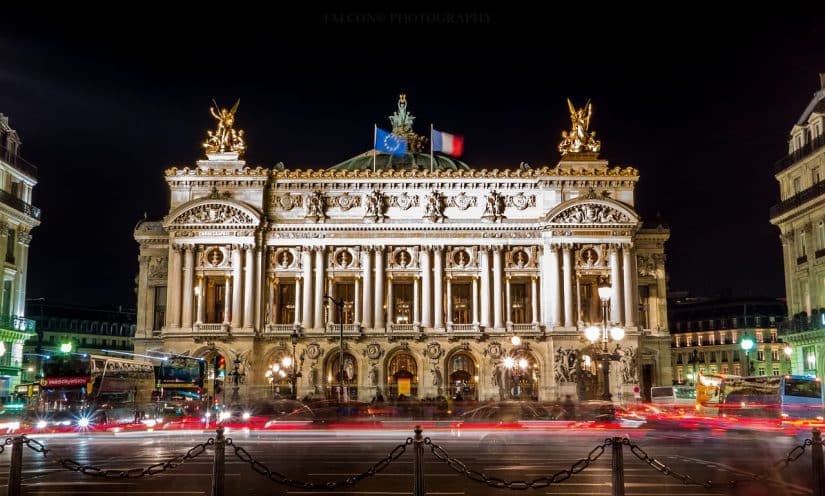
<box><xmin>375</xmin><ymin>127</ymin><xmax>407</xmax><ymax>156</ymax></box>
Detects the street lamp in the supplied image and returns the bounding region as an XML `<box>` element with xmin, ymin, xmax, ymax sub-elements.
<box><xmin>784</xmin><ymin>346</ymin><xmax>793</xmax><ymax>375</ymax></box>
<box><xmin>583</xmin><ymin>281</ymin><xmax>623</xmax><ymax>401</ymax></box>
<box><xmin>229</xmin><ymin>356</ymin><xmax>245</xmax><ymax>403</ymax></box>
<box><xmin>288</xmin><ymin>331</ymin><xmax>301</xmax><ymax>400</ymax></box>
<box><xmin>741</xmin><ymin>338</ymin><xmax>754</xmax><ymax>376</ymax></box>
<box><xmin>324</xmin><ymin>295</ymin><xmax>345</xmax><ymax>402</ymax></box>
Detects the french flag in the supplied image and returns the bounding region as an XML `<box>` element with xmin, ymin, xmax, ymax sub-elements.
<box><xmin>432</xmin><ymin>128</ymin><xmax>464</xmax><ymax>157</ymax></box>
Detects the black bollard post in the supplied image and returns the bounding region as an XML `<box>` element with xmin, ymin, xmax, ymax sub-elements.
<box><xmin>413</xmin><ymin>425</ymin><xmax>425</xmax><ymax>496</ymax></box>
<box><xmin>8</xmin><ymin>436</ymin><xmax>23</xmax><ymax>496</ymax></box>
<box><xmin>813</xmin><ymin>428</ymin><xmax>825</xmax><ymax>496</ymax></box>
<box><xmin>211</xmin><ymin>427</ymin><xmax>226</xmax><ymax>496</ymax></box>
<box><xmin>611</xmin><ymin>437</ymin><xmax>625</xmax><ymax>496</ymax></box>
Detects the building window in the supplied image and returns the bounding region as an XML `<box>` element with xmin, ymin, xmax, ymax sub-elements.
<box><xmin>677</xmin><ymin>368</ymin><xmax>683</xmax><ymax>384</ymax></box>
<box><xmin>392</xmin><ymin>283</ymin><xmax>413</xmax><ymax>324</ymax></box>
<box><xmin>771</xmin><ymin>350</ymin><xmax>779</xmax><ymax>361</ymax></box>
<box><xmin>451</xmin><ymin>283</ymin><xmax>472</xmax><ymax>324</ymax></box>
<box><xmin>509</xmin><ymin>283</ymin><xmax>529</xmax><ymax>324</ymax></box>
<box><xmin>733</xmin><ymin>350</ymin><xmax>740</xmax><ymax>362</ymax></box>
<box><xmin>757</xmin><ymin>351</ymin><xmax>765</xmax><ymax>361</ymax></box>
<box><xmin>814</xmin><ymin>167</ymin><xmax>822</xmax><ymax>185</ymax></box>
<box><xmin>804</xmin><ymin>346</ymin><xmax>817</xmax><ymax>375</ymax></box>
<box><xmin>734</xmin><ymin>364</ymin><xmax>741</xmax><ymax>376</ymax></box>
<box><xmin>756</xmin><ymin>331</ymin><xmax>763</xmax><ymax>343</ymax></box>
<box><xmin>709</xmin><ymin>351</ymin><xmax>717</xmax><ymax>362</ymax></box>
<box><xmin>722</xmin><ymin>366</ymin><xmax>729</xmax><ymax>375</ymax></box>
<box><xmin>674</xmin><ymin>336</ymin><xmax>680</xmax><ymax>348</ymax></box>
<box><xmin>758</xmin><ymin>367</ymin><xmax>766</xmax><ymax>376</ymax></box>
<box><xmin>686</xmin><ymin>335</ymin><xmax>692</xmax><ymax>346</ymax></box>
<box><xmin>731</xmin><ymin>330</ymin><xmax>738</xmax><ymax>342</ymax></box>
<box><xmin>334</xmin><ymin>282</ymin><xmax>355</xmax><ymax>324</ymax></box>
<box><xmin>697</xmin><ymin>334</ymin><xmax>703</xmax><ymax>346</ymax></box>
<box><xmin>772</xmin><ymin>367</ymin><xmax>780</xmax><ymax>376</ymax></box>
<box><xmin>707</xmin><ymin>332</ymin><xmax>715</xmax><ymax>345</ymax></box>
<box><xmin>801</xmin><ymin>231</ymin><xmax>808</xmax><ymax>257</ymax></box>
<box><xmin>770</xmin><ymin>330</ymin><xmax>778</xmax><ymax>342</ymax></box>
<box><xmin>277</xmin><ymin>282</ymin><xmax>296</xmax><ymax>325</ymax></box>
<box><xmin>698</xmin><ymin>352</ymin><xmax>705</xmax><ymax>362</ymax></box>
<box><xmin>721</xmin><ymin>351</ymin><xmax>728</xmax><ymax>362</ymax></box>
<box><xmin>205</xmin><ymin>277</ymin><xmax>226</xmax><ymax>324</ymax></box>
<box><xmin>153</xmin><ymin>286</ymin><xmax>167</xmax><ymax>330</ymax></box>
<box><xmin>794</xmin><ymin>176</ymin><xmax>802</xmax><ymax>194</ymax></box>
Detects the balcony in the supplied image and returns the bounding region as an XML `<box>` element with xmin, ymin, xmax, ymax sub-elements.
<box><xmin>263</xmin><ymin>324</ymin><xmax>297</xmax><ymax>336</ymax></box>
<box><xmin>774</xmin><ymin>133</ymin><xmax>825</xmax><ymax>174</ymax></box>
<box><xmin>0</xmin><ymin>315</ymin><xmax>35</xmax><ymax>333</ymax></box>
<box><xmin>388</xmin><ymin>323</ymin><xmax>419</xmax><ymax>337</ymax></box>
<box><xmin>325</xmin><ymin>323</ymin><xmax>361</xmax><ymax>336</ymax></box>
<box><xmin>771</xmin><ymin>177</ymin><xmax>825</xmax><ymax>220</ymax></box>
<box><xmin>0</xmin><ymin>188</ymin><xmax>40</xmax><ymax>221</ymax></box>
<box><xmin>448</xmin><ymin>323</ymin><xmax>478</xmax><ymax>333</ymax></box>
<box><xmin>0</xmin><ymin>144</ymin><xmax>38</xmax><ymax>179</ymax></box>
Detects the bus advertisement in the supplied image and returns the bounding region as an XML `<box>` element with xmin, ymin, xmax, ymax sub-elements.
<box><xmin>720</xmin><ymin>375</ymin><xmax>824</xmax><ymax>421</ymax></box>
<box><xmin>39</xmin><ymin>353</ymin><xmax>156</xmax><ymax>427</ymax></box>
<box><xmin>154</xmin><ymin>356</ymin><xmax>206</xmax><ymax>418</ymax></box>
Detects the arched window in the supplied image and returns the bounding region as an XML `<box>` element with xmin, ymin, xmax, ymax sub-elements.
<box><xmin>387</xmin><ymin>352</ymin><xmax>418</xmax><ymax>398</ymax></box>
<box><xmin>447</xmin><ymin>352</ymin><xmax>478</xmax><ymax>401</ymax></box>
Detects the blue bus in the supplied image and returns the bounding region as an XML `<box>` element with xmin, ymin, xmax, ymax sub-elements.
<box><xmin>720</xmin><ymin>375</ymin><xmax>824</xmax><ymax>421</ymax></box>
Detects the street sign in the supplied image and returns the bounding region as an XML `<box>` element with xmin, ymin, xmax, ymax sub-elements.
<box><xmin>633</xmin><ymin>385</ymin><xmax>641</xmax><ymax>399</ymax></box>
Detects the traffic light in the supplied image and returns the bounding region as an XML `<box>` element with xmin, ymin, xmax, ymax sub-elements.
<box><xmin>215</xmin><ymin>356</ymin><xmax>225</xmax><ymax>380</ymax></box>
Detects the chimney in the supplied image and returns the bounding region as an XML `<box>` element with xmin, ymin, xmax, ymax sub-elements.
<box><xmin>820</xmin><ymin>73</ymin><xmax>825</xmax><ymax>90</ymax></box>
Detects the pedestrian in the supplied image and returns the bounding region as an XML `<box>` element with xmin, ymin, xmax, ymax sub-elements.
<box><xmin>562</xmin><ymin>394</ymin><xmax>576</xmax><ymax>420</ymax></box>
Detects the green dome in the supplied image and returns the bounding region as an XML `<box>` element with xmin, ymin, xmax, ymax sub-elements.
<box><xmin>329</xmin><ymin>150</ymin><xmax>471</xmax><ymax>171</ymax></box>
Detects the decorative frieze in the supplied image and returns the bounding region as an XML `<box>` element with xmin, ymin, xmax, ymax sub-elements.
<box><xmin>275</xmin><ymin>193</ymin><xmax>303</xmax><ymax>211</ymax></box>
<box><xmin>448</xmin><ymin>192</ymin><xmax>477</xmax><ymax>211</ymax></box>
<box><xmin>174</xmin><ymin>204</ymin><xmax>255</xmax><ymax>225</ymax></box>
<box><xmin>505</xmin><ymin>192</ymin><xmax>536</xmax><ymax>210</ymax></box>
<box><xmin>552</xmin><ymin>203</ymin><xmax>629</xmax><ymax>224</ymax></box>
<box><xmin>390</xmin><ymin>192</ymin><xmax>419</xmax><ymax>210</ymax></box>
<box><xmin>423</xmin><ymin>191</ymin><xmax>445</xmax><ymax>222</ymax></box>
<box><xmin>327</xmin><ymin>192</ymin><xmax>361</xmax><ymax>211</ymax></box>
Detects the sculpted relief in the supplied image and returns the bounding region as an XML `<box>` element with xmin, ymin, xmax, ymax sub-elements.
<box><xmin>174</xmin><ymin>204</ymin><xmax>255</xmax><ymax>225</ymax></box>
<box><xmin>551</xmin><ymin>204</ymin><xmax>630</xmax><ymax>224</ymax></box>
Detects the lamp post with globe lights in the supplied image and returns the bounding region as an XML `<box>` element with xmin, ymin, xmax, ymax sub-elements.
<box><xmin>741</xmin><ymin>338</ymin><xmax>754</xmax><ymax>376</ymax></box>
<box><xmin>501</xmin><ymin>335</ymin><xmax>530</xmax><ymax>400</ymax></box>
<box><xmin>583</xmin><ymin>281</ymin><xmax>624</xmax><ymax>401</ymax></box>
<box><xmin>784</xmin><ymin>346</ymin><xmax>793</xmax><ymax>375</ymax></box>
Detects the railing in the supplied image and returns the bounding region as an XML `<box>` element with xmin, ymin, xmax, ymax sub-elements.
<box><xmin>771</xmin><ymin>177</ymin><xmax>825</xmax><ymax>219</ymax></box>
<box><xmin>449</xmin><ymin>323</ymin><xmax>477</xmax><ymax>333</ymax></box>
<box><xmin>0</xmin><ymin>144</ymin><xmax>38</xmax><ymax>179</ymax></box>
<box><xmin>263</xmin><ymin>324</ymin><xmax>296</xmax><ymax>335</ymax></box>
<box><xmin>389</xmin><ymin>323</ymin><xmax>418</xmax><ymax>335</ymax></box>
<box><xmin>325</xmin><ymin>323</ymin><xmax>361</xmax><ymax>336</ymax></box>
<box><xmin>193</xmin><ymin>323</ymin><xmax>227</xmax><ymax>335</ymax></box>
<box><xmin>0</xmin><ymin>315</ymin><xmax>35</xmax><ymax>332</ymax></box>
<box><xmin>0</xmin><ymin>188</ymin><xmax>40</xmax><ymax>220</ymax></box>
<box><xmin>774</xmin><ymin>133</ymin><xmax>825</xmax><ymax>174</ymax></box>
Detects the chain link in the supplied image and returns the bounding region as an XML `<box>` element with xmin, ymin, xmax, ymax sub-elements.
<box><xmin>226</xmin><ymin>436</ymin><xmax>412</xmax><ymax>489</ymax></box>
<box><xmin>425</xmin><ymin>436</ymin><xmax>610</xmax><ymax>490</ymax></box>
<box><xmin>624</xmin><ymin>438</ymin><xmax>712</xmax><ymax>489</ymax></box>
<box><xmin>728</xmin><ymin>438</ymin><xmax>812</xmax><ymax>488</ymax></box>
<box><xmin>21</xmin><ymin>435</ymin><xmax>214</xmax><ymax>478</ymax></box>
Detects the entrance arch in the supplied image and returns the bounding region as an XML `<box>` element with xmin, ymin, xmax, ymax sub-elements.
<box><xmin>575</xmin><ymin>346</ymin><xmax>601</xmax><ymax>401</ymax></box>
<box><xmin>446</xmin><ymin>351</ymin><xmax>478</xmax><ymax>401</ymax></box>
<box><xmin>325</xmin><ymin>351</ymin><xmax>358</xmax><ymax>400</ymax></box>
<box><xmin>503</xmin><ymin>349</ymin><xmax>539</xmax><ymax>400</ymax></box>
<box><xmin>386</xmin><ymin>351</ymin><xmax>419</xmax><ymax>399</ymax></box>
<box><xmin>263</xmin><ymin>349</ymin><xmax>296</xmax><ymax>400</ymax></box>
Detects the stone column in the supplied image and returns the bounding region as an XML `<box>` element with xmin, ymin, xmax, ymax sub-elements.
<box><xmin>480</xmin><ymin>248</ymin><xmax>491</xmax><ymax>328</ymax></box>
<box><xmin>562</xmin><ymin>245</ymin><xmax>573</xmax><ymax>327</ymax></box>
<box><xmin>361</xmin><ymin>249</ymin><xmax>373</xmax><ymax>328</ymax></box>
<box><xmin>421</xmin><ymin>247</ymin><xmax>432</xmax><ymax>328</ymax></box>
<box><xmin>314</xmin><ymin>248</ymin><xmax>325</xmax><ymax>329</ymax></box>
<box><xmin>301</xmin><ymin>249</ymin><xmax>313</xmax><ymax>329</ymax></box>
<box><xmin>530</xmin><ymin>276</ymin><xmax>538</xmax><ymax>324</ymax></box>
<box><xmin>167</xmin><ymin>245</ymin><xmax>182</xmax><ymax>328</ymax></box>
<box><xmin>136</xmin><ymin>255</ymin><xmax>149</xmax><ymax>334</ymax></box>
<box><xmin>622</xmin><ymin>245</ymin><xmax>636</xmax><ymax>327</ymax></box>
<box><xmin>196</xmin><ymin>275</ymin><xmax>205</xmax><ymax>325</ymax></box>
<box><xmin>231</xmin><ymin>246</ymin><xmax>243</xmax><ymax>328</ymax></box>
<box><xmin>254</xmin><ymin>246</ymin><xmax>263</xmax><ymax>331</ymax></box>
<box><xmin>223</xmin><ymin>274</ymin><xmax>231</xmax><ymax>325</ymax></box>
<box><xmin>387</xmin><ymin>277</ymin><xmax>394</xmax><ymax>324</ymax></box>
<box><xmin>493</xmin><ymin>247</ymin><xmax>504</xmax><ymax>329</ymax></box>
<box><xmin>181</xmin><ymin>246</ymin><xmax>194</xmax><ymax>328</ymax></box>
<box><xmin>505</xmin><ymin>275</ymin><xmax>512</xmax><ymax>327</ymax></box>
<box><xmin>433</xmin><ymin>247</ymin><xmax>443</xmax><ymax>329</ymax></box>
<box><xmin>413</xmin><ymin>276</ymin><xmax>420</xmax><ymax>325</ymax></box>
<box><xmin>243</xmin><ymin>246</ymin><xmax>255</xmax><ymax>329</ymax></box>
<box><xmin>354</xmin><ymin>276</ymin><xmax>362</xmax><ymax>325</ymax></box>
<box><xmin>549</xmin><ymin>245</ymin><xmax>561</xmax><ymax>327</ymax></box>
<box><xmin>374</xmin><ymin>247</ymin><xmax>385</xmax><ymax>328</ymax></box>
<box><xmin>294</xmin><ymin>278</ymin><xmax>302</xmax><ymax>326</ymax></box>
<box><xmin>327</xmin><ymin>277</ymin><xmax>335</xmax><ymax>324</ymax></box>
<box><xmin>610</xmin><ymin>246</ymin><xmax>623</xmax><ymax>325</ymax></box>
<box><xmin>472</xmin><ymin>276</ymin><xmax>479</xmax><ymax>325</ymax></box>
<box><xmin>446</xmin><ymin>276</ymin><xmax>453</xmax><ymax>325</ymax></box>
<box><xmin>268</xmin><ymin>277</ymin><xmax>276</xmax><ymax>325</ymax></box>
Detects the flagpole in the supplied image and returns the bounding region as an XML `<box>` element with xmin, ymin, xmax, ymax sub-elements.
<box><xmin>430</xmin><ymin>123</ymin><xmax>434</xmax><ymax>173</ymax></box>
<box><xmin>373</xmin><ymin>124</ymin><xmax>377</xmax><ymax>173</ymax></box>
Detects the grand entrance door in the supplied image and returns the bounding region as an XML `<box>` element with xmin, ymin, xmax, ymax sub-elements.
<box><xmin>387</xmin><ymin>352</ymin><xmax>418</xmax><ymax>399</ymax></box>
<box><xmin>447</xmin><ymin>352</ymin><xmax>478</xmax><ymax>401</ymax></box>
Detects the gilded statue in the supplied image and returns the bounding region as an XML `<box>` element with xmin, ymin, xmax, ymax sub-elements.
<box><xmin>558</xmin><ymin>98</ymin><xmax>601</xmax><ymax>156</ymax></box>
<box><xmin>203</xmin><ymin>99</ymin><xmax>246</xmax><ymax>157</ymax></box>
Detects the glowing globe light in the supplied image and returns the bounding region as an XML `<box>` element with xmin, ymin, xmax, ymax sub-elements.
<box><xmin>610</xmin><ymin>326</ymin><xmax>625</xmax><ymax>341</ymax></box>
<box><xmin>741</xmin><ymin>338</ymin><xmax>754</xmax><ymax>352</ymax></box>
<box><xmin>518</xmin><ymin>358</ymin><xmax>529</xmax><ymax>370</ymax></box>
<box><xmin>510</xmin><ymin>336</ymin><xmax>522</xmax><ymax>346</ymax></box>
<box><xmin>503</xmin><ymin>357</ymin><xmax>515</xmax><ymax>369</ymax></box>
<box><xmin>585</xmin><ymin>326</ymin><xmax>601</xmax><ymax>343</ymax></box>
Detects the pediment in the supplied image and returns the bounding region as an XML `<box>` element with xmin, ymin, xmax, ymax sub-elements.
<box><xmin>163</xmin><ymin>199</ymin><xmax>261</xmax><ymax>229</ymax></box>
<box><xmin>544</xmin><ymin>198</ymin><xmax>638</xmax><ymax>226</ymax></box>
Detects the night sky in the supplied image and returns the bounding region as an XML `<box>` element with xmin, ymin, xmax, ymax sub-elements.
<box><xmin>2</xmin><ymin>8</ymin><xmax>824</xmax><ymax>308</ymax></box>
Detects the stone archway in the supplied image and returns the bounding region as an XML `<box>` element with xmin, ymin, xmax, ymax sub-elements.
<box><xmin>502</xmin><ymin>348</ymin><xmax>540</xmax><ymax>400</ymax></box>
<box><xmin>323</xmin><ymin>349</ymin><xmax>358</xmax><ymax>401</ymax></box>
<box><xmin>384</xmin><ymin>349</ymin><xmax>420</xmax><ymax>400</ymax></box>
<box><xmin>445</xmin><ymin>349</ymin><xmax>479</xmax><ymax>401</ymax></box>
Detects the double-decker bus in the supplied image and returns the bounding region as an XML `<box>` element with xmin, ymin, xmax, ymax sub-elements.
<box><xmin>39</xmin><ymin>353</ymin><xmax>156</xmax><ymax>427</ymax></box>
<box><xmin>154</xmin><ymin>356</ymin><xmax>206</xmax><ymax>418</ymax></box>
<box><xmin>720</xmin><ymin>375</ymin><xmax>824</xmax><ymax>421</ymax></box>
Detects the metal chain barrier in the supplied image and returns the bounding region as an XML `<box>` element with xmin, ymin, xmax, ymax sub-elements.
<box><xmin>623</xmin><ymin>438</ymin><xmax>712</xmax><ymax>489</ymax></box>
<box><xmin>0</xmin><ymin>437</ymin><xmax>11</xmax><ymax>455</ymax></box>
<box><xmin>425</xmin><ymin>436</ymin><xmax>611</xmax><ymax>490</ymax></box>
<box><xmin>21</xmin><ymin>435</ymin><xmax>215</xmax><ymax>478</ymax></box>
<box><xmin>226</xmin><ymin>436</ymin><xmax>412</xmax><ymax>489</ymax></box>
<box><xmin>727</xmin><ymin>438</ymin><xmax>812</xmax><ymax>488</ymax></box>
